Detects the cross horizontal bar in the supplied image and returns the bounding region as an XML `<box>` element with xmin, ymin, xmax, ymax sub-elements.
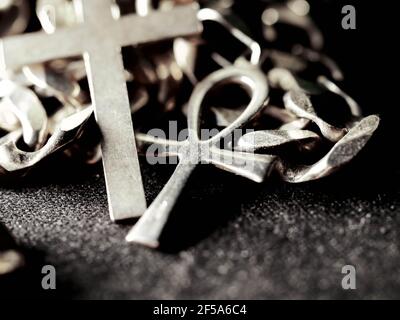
<box><xmin>0</xmin><ymin>26</ymin><xmax>86</xmax><ymax>70</ymax></box>
<box><xmin>117</xmin><ymin>4</ymin><xmax>202</xmax><ymax>47</ymax></box>
<box><xmin>0</xmin><ymin>4</ymin><xmax>201</xmax><ymax>71</ymax></box>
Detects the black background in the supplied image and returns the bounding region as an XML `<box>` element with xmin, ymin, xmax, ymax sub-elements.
<box><xmin>1</xmin><ymin>0</ymin><xmax>399</xmax><ymax>299</ymax></box>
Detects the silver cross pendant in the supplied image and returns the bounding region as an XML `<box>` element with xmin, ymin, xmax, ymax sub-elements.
<box><xmin>0</xmin><ymin>0</ymin><xmax>202</xmax><ymax>221</ymax></box>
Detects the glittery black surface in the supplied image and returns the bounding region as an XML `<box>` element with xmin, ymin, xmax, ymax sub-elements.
<box><xmin>1</xmin><ymin>129</ymin><xmax>399</xmax><ymax>299</ymax></box>
<box><xmin>0</xmin><ymin>0</ymin><xmax>398</xmax><ymax>299</ymax></box>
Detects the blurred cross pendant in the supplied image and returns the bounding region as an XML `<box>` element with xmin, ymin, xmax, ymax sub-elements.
<box><xmin>0</xmin><ymin>0</ymin><xmax>202</xmax><ymax>221</ymax></box>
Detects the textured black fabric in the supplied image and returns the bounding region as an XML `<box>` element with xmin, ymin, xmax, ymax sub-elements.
<box><xmin>1</xmin><ymin>135</ymin><xmax>399</xmax><ymax>299</ymax></box>
<box><xmin>0</xmin><ymin>0</ymin><xmax>398</xmax><ymax>299</ymax></box>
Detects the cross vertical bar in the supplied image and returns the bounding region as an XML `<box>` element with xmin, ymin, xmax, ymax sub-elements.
<box><xmin>76</xmin><ymin>0</ymin><xmax>115</xmax><ymax>24</ymax></box>
<box><xmin>84</xmin><ymin>44</ymin><xmax>147</xmax><ymax>221</ymax></box>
